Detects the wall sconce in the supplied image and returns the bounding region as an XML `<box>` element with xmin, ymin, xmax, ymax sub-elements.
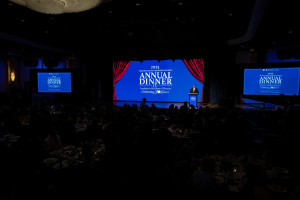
<box><xmin>10</xmin><ymin>71</ymin><xmax>15</xmax><ymax>82</ymax></box>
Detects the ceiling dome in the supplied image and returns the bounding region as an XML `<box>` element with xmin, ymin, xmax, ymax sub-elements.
<box><xmin>9</xmin><ymin>0</ymin><xmax>103</xmax><ymax>14</ymax></box>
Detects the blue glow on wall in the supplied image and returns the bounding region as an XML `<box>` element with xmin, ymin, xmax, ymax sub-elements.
<box><xmin>53</xmin><ymin>61</ymin><xmax>65</xmax><ymax>69</ymax></box>
<box><xmin>266</xmin><ymin>49</ymin><xmax>300</xmax><ymax>63</ymax></box>
<box><xmin>28</xmin><ymin>58</ymin><xmax>66</xmax><ymax>69</ymax></box>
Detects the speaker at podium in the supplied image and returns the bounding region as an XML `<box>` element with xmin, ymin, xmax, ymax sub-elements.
<box><xmin>189</xmin><ymin>85</ymin><xmax>199</xmax><ymax>107</ymax></box>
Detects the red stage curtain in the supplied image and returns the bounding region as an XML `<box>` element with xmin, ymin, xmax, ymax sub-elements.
<box><xmin>113</xmin><ymin>61</ymin><xmax>132</xmax><ymax>105</ymax></box>
<box><xmin>183</xmin><ymin>58</ymin><xmax>205</xmax><ymax>102</ymax></box>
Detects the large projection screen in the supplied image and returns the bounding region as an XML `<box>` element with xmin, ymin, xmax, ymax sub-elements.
<box><xmin>114</xmin><ymin>59</ymin><xmax>204</xmax><ymax>103</ymax></box>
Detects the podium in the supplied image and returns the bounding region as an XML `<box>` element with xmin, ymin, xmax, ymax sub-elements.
<box><xmin>189</xmin><ymin>93</ymin><xmax>198</xmax><ymax>107</ymax></box>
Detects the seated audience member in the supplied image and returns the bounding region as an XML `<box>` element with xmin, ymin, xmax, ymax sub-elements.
<box><xmin>188</xmin><ymin>156</ymin><xmax>218</xmax><ymax>195</ymax></box>
<box><xmin>43</xmin><ymin>126</ymin><xmax>63</xmax><ymax>152</ymax></box>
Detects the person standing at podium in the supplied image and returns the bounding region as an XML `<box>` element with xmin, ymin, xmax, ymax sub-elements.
<box><xmin>190</xmin><ymin>85</ymin><xmax>199</xmax><ymax>94</ymax></box>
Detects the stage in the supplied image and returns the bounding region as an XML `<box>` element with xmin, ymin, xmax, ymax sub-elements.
<box><xmin>115</xmin><ymin>98</ymin><xmax>283</xmax><ymax>110</ymax></box>
<box><xmin>116</xmin><ymin>101</ymin><xmax>202</xmax><ymax>109</ymax></box>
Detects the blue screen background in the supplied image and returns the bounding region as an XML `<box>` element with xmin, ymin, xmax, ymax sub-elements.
<box><xmin>115</xmin><ymin>59</ymin><xmax>203</xmax><ymax>102</ymax></box>
<box><xmin>243</xmin><ymin>67</ymin><xmax>300</xmax><ymax>95</ymax></box>
<box><xmin>38</xmin><ymin>72</ymin><xmax>71</xmax><ymax>93</ymax></box>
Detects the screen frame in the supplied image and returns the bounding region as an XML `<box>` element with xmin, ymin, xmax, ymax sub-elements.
<box><xmin>113</xmin><ymin>59</ymin><xmax>204</xmax><ymax>103</ymax></box>
<box><xmin>241</xmin><ymin>63</ymin><xmax>300</xmax><ymax>103</ymax></box>
<box><xmin>243</xmin><ymin>66</ymin><xmax>300</xmax><ymax>96</ymax></box>
<box><xmin>30</xmin><ymin>68</ymin><xmax>79</xmax><ymax>94</ymax></box>
<box><xmin>37</xmin><ymin>72</ymin><xmax>72</xmax><ymax>93</ymax></box>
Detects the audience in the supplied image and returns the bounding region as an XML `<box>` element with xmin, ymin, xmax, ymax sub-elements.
<box><xmin>0</xmin><ymin>90</ymin><xmax>300</xmax><ymax>199</ymax></box>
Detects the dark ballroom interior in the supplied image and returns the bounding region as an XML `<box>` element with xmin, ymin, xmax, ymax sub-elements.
<box><xmin>1</xmin><ymin>0</ymin><xmax>300</xmax><ymax>199</ymax></box>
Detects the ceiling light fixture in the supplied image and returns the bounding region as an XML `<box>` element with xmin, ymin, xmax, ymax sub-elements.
<box><xmin>8</xmin><ymin>0</ymin><xmax>106</xmax><ymax>14</ymax></box>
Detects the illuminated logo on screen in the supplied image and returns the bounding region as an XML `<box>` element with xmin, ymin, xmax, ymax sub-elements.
<box><xmin>139</xmin><ymin>65</ymin><xmax>173</xmax><ymax>94</ymax></box>
<box><xmin>139</xmin><ymin>72</ymin><xmax>172</xmax><ymax>86</ymax></box>
<box><xmin>259</xmin><ymin>73</ymin><xmax>282</xmax><ymax>91</ymax></box>
<box><xmin>47</xmin><ymin>76</ymin><xmax>62</xmax><ymax>89</ymax></box>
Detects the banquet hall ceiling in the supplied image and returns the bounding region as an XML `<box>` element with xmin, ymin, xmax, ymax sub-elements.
<box><xmin>0</xmin><ymin>0</ymin><xmax>300</xmax><ymax>58</ymax></box>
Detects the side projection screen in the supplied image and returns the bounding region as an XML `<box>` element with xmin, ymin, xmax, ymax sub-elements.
<box><xmin>243</xmin><ymin>67</ymin><xmax>300</xmax><ymax>96</ymax></box>
<box><xmin>37</xmin><ymin>72</ymin><xmax>71</xmax><ymax>93</ymax></box>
